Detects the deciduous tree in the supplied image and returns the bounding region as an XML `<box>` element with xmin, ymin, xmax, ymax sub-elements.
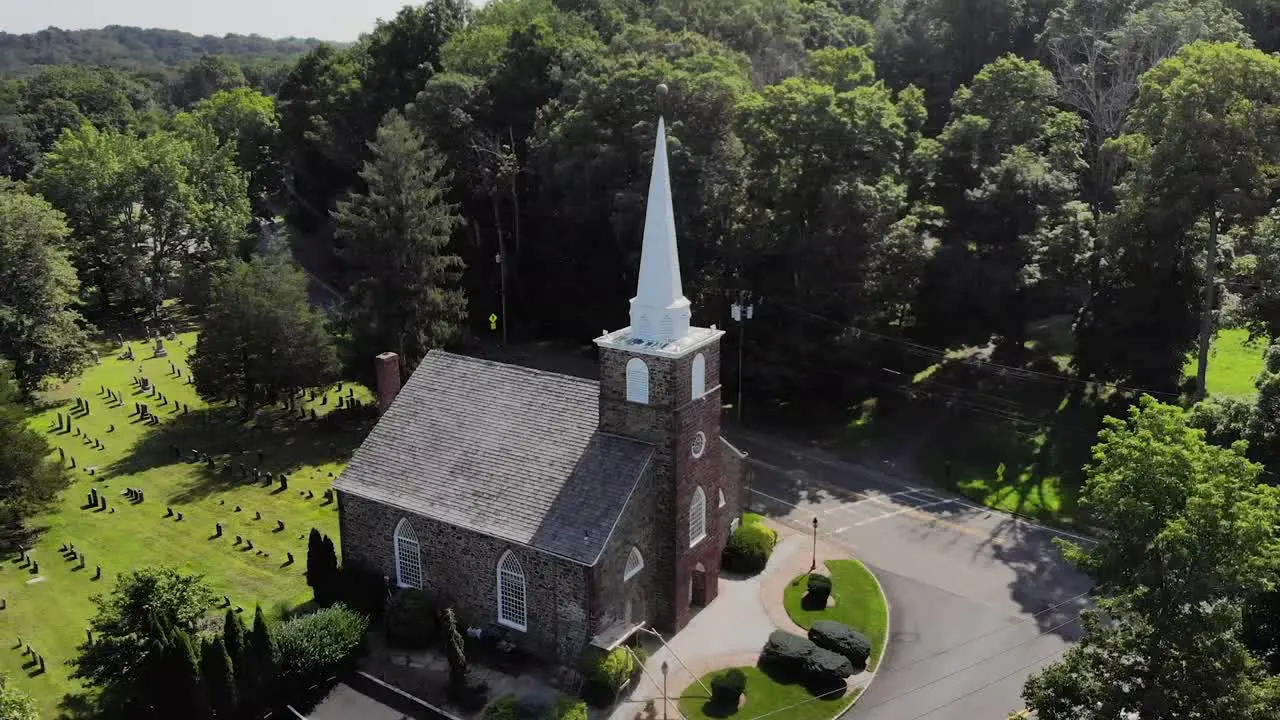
<box><xmin>0</xmin><ymin>183</ymin><xmax>92</xmax><ymax>393</ymax></box>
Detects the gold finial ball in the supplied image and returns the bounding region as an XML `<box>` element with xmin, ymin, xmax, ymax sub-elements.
<box><xmin>656</xmin><ymin>83</ymin><xmax>669</xmax><ymax>98</ymax></box>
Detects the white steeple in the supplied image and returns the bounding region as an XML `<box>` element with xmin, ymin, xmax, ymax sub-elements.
<box><xmin>629</xmin><ymin>115</ymin><xmax>692</xmax><ymax>344</ymax></box>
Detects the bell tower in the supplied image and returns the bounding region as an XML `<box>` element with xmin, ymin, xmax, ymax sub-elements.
<box><xmin>595</xmin><ymin>100</ymin><xmax>727</xmax><ymax>632</ymax></box>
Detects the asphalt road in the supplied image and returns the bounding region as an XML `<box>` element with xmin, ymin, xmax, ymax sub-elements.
<box><xmin>727</xmin><ymin>430</ymin><xmax>1094</xmax><ymax>720</ymax></box>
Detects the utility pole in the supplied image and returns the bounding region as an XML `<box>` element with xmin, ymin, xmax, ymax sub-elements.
<box><xmin>495</xmin><ymin>246</ymin><xmax>508</xmax><ymax>346</ymax></box>
<box><xmin>730</xmin><ymin>292</ymin><xmax>761</xmax><ymax>423</ymax></box>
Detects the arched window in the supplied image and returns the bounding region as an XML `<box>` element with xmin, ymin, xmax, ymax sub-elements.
<box><xmin>689</xmin><ymin>487</ymin><xmax>707</xmax><ymax>547</ymax></box>
<box><xmin>393</xmin><ymin>518</ymin><xmax>423</xmax><ymax>589</ymax></box>
<box><xmin>496</xmin><ymin>551</ymin><xmax>528</xmax><ymax>631</ymax></box>
<box><xmin>624</xmin><ymin>546</ymin><xmax>645</xmax><ymax>581</ymax></box>
<box><xmin>626</xmin><ymin>358</ymin><xmax>649</xmax><ymax>404</ymax></box>
<box><xmin>692</xmin><ymin>353</ymin><xmax>706</xmax><ymax>398</ymax></box>
<box><xmin>718</xmin><ymin>488</ymin><xmax>726</xmax><ymax>508</ymax></box>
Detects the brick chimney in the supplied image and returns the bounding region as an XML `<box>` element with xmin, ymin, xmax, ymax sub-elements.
<box><xmin>375</xmin><ymin>352</ymin><xmax>401</xmax><ymax>415</ymax></box>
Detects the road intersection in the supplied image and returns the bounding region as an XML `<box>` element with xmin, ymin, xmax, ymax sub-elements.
<box><xmin>727</xmin><ymin>430</ymin><xmax>1095</xmax><ymax>720</ymax></box>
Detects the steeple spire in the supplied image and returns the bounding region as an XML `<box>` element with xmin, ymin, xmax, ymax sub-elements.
<box><xmin>629</xmin><ymin>114</ymin><xmax>691</xmax><ymax>344</ymax></box>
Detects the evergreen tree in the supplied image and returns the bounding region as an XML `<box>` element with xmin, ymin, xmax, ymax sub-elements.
<box><xmin>172</xmin><ymin>629</ymin><xmax>211</xmax><ymax>720</ymax></box>
<box><xmin>333</xmin><ymin>110</ymin><xmax>467</xmax><ymax>377</ymax></box>
<box><xmin>222</xmin><ymin>609</ymin><xmax>245</xmax><ymax>670</ymax></box>
<box><xmin>0</xmin><ymin>369</ymin><xmax>70</xmax><ymax>531</ymax></box>
<box><xmin>200</xmin><ymin>636</ymin><xmax>236</xmax><ymax>719</ymax></box>
<box><xmin>248</xmin><ymin>605</ymin><xmax>279</xmax><ymax>699</ymax></box>
<box><xmin>223</xmin><ymin>609</ymin><xmax>254</xmax><ymax>717</ymax></box>
<box><xmin>190</xmin><ymin>243</ymin><xmax>339</xmax><ymax>411</ymax></box>
<box><xmin>306</xmin><ymin>527</ymin><xmax>323</xmax><ymax>591</ymax></box>
<box><xmin>321</xmin><ymin>533</ymin><xmax>339</xmax><ymax>602</ymax></box>
<box><xmin>442</xmin><ymin>607</ymin><xmax>468</xmax><ymax>687</ymax></box>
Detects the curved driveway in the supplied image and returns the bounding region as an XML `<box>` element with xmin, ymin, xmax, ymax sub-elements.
<box><xmin>729</xmin><ymin>430</ymin><xmax>1093</xmax><ymax>720</ymax></box>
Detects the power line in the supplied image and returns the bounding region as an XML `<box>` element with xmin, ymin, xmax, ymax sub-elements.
<box><xmin>898</xmin><ymin>644</ymin><xmax>1071</xmax><ymax>720</ymax></box>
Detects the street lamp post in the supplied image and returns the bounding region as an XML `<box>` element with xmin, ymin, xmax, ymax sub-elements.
<box><xmin>661</xmin><ymin>660</ymin><xmax>669</xmax><ymax>720</ymax></box>
<box><xmin>810</xmin><ymin>516</ymin><xmax>819</xmax><ymax>572</ymax></box>
<box><xmin>730</xmin><ymin>292</ymin><xmax>761</xmax><ymax>423</ymax></box>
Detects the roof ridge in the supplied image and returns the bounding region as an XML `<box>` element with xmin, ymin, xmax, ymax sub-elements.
<box><xmin>428</xmin><ymin>349</ymin><xmax>599</xmax><ymax>387</ymax></box>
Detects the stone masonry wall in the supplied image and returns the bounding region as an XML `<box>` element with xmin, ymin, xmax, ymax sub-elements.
<box><xmin>596</xmin><ymin>336</ymin><xmax>729</xmax><ymax>633</ymax></box>
<box><xmin>593</xmin><ymin>467</ymin><xmax>662</xmax><ymax>631</ymax></box>
<box><xmin>338</xmin><ymin>491</ymin><xmax>591</xmax><ymax>664</ymax></box>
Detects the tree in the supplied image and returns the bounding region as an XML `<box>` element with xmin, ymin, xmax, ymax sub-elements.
<box><xmin>917</xmin><ymin>55</ymin><xmax>1091</xmax><ymax>357</ymax></box>
<box><xmin>32</xmin><ymin>123</ymin><xmax>251</xmax><ymax>319</ymax></box>
<box><xmin>71</xmin><ymin>567</ymin><xmax>215</xmax><ymax>715</ymax></box>
<box><xmin>333</xmin><ymin>112</ymin><xmax>467</xmax><ymax>376</ymax></box>
<box><xmin>170</xmin><ymin>630</ymin><xmax>211</xmax><ymax>720</ymax></box>
<box><xmin>182</xmin><ymin>88</ymin><xmax>282</xmax><ymax>215</ymax></box>
<box><xmin>0</xmin><ymin>370</ymin><xmax>70</xmax><ymax>535</ymax></box>
<box><xmin>1023</xmin><ymin>397</ymin><xmax>1280</xmax><ymax>719</ymax></box>
<box><xmin>247</xmin><ymin>605</ymin><xmax>279</xmax><ymax>701</ymax></box>
<box><xmin>0</xmin><ymin>675</ymin><xmax>39</xmax><ymax>720</ymax></box>
<box><xmin>171</xmin><ymin>55</ymin><xmax>247</xmax><ymax>107</ymax></box>
<box><xmin>306</xmin><ymin>528</ymin><xmax>340</xmax><ymax>605</ymax></box>
<box><xmin>190</xmin><ymin>246</ymin><xmax>339</xmax><ymax>411</ymax></box>
<box><xmin>1096</xmin><ymin>42</ymin><xmax>1280</xmax><ymax>398</ymax></box>
<box><xmin>0</xmin><ymin>184</ymin><xmax>92</xmax><ymax>393</ymax></box>
<box><xmin>1040</xmin><ymin>0</ymin><xmax>1250</xmax><ymax>210</ymax></box>
<box><xmin>200</xmin><ymin>637</ymin><xmax>236</xmax><ymax>719</ymax></box>
<box><xmin>442</xmin><ymin>606</ymin><xmax>468</xmax><ymax>686</ymax></box>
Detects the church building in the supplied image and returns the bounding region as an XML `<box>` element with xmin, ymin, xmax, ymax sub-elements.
<box><xmin>334</xmin><ymin>112</ymin><xmax>749</xmax><ymax>666</ymax></box>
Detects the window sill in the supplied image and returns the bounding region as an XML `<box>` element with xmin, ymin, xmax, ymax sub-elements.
<box><xmin>497</xmin><ymin>618</ymin><xmax>527</xmax><ymax>633</ymax></box>
<box><xmin>689</xmin><ymin>534</ymin><xmax>706</xmax><ymax>549</ymax></box>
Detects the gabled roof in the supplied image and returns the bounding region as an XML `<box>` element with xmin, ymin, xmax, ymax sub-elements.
<box><xmin>335</xmin><ymin>351</ymin><xmax>654</xmax><ymax>565</ymax></box>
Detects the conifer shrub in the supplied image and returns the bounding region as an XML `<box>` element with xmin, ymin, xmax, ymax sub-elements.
<box><xmin>808</xmin><ymin>620</ymin><xmax>871</xmax><ymax>668</ymax></box>
<box><xmin>276</xmin><ymin>603</ymin><xmax>369</xmax><ymax>690</ymax></box>
<box><xmin>709</xmin><ymin>668</ymin><xmax>747</xmax><ymax>707</ymax></box>
<box><xmin>807</xmin><ymin>573</ymin><xmax>833</xmax><ymax>605</ymax></box>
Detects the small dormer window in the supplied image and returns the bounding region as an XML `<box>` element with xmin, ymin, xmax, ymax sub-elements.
<box><xmin>626</xmin><ymin>358</ymin><xmax>649</xmax><ymax>404</ymax></box>
<box><xmin>692</xmin><ymin>353</ymin><xmax>706</xmax><ymax>398</ymax></box>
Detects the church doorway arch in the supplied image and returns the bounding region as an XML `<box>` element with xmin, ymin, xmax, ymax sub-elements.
<box><xmin>691</xmin><ymin>562</ymin><xmax>709</xmax><ymax>607</ymax></box>
<box><xmin>624</xmin><ymin>585</ymin><xmax>647</xmax><ymax>626</ymax></box>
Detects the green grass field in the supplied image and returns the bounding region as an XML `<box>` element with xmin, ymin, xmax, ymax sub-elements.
<box><xmin>678</xmin><ymin>667</ymin><xmax>861</xmax><ymax>720</ymax></box>
<box><xmin>782</xmin><ymin>560</ymin><xmax>888</xmax><ymax>670</ymax></box>
<box><xmin>0</xmin><ymin>330</ymin><xmax>374</xmax><ymax>717</ymax></box>
<box><xmin>1185</xmin><ymin>328</ymin><xmax>1268</xmax><ymax>398</ymax></box>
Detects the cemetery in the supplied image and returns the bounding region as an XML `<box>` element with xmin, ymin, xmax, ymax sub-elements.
<box><xmin>0</xmin><ymin>325</ymin><xmax>375</xmax><ymax>715</ymax></box>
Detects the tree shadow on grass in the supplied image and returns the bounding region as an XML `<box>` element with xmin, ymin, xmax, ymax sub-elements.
<box><xmin>105</xmin><ymin>403</ymin><xmax>375</xmax><ymax>505</ymax></box>
<box><xmin>56</xmin><ymin>692</ymin><xmax>100</xmax><ymax>720</ymax></box>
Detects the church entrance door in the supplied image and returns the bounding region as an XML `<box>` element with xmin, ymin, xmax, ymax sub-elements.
<box><xmin>690</xmin><ymin>562</ymin><xmax>709</xmax><ymax>607</ymax></box>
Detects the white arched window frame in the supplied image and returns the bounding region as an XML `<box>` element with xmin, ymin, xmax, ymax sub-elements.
<box><xmin>496</xmin><ymin>551</ymin><xmax>528</xmax><ymax>631</ymax></box>
<box><xmin>393</xmin><ymin>518</ymin><xmax>423</xmax><ymax>589</ymax></box>
<box><xmin>692</xmin><ymin>353</ymin><xmax>706</xmax><ymax>399</ymax></box>
<box><xmin>624</xmin><ymin>546</ymin><xmax>645</xmax><ymax>581</ymax></box>
<box><xmin>626</xmin><ymin>358</ymin><xmax>650</xmax><ymax>404</ymax></box>
<box><xmin>718</xmin><ymin>488</ymin><xmax>726</xmax><ymax>508</ymax></box>
<box><xmin>689</xmin><ymin>486</ymin><xmax>708</xmax><ymax>548</ymax></box>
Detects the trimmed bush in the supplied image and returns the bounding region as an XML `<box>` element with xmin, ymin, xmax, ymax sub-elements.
<box><xmin>549</xmin><ymin>697</ymin><xmax>589</xmax><ymax>720</ymax></box>
<box><xmin>807</xmin><ymin>573</ymin><xmax>833</xmax><ymax>605</ymax></box>
<box><xmin>759</xmin><ymin>630</ymin><xmax>816</xmax><ymax>674</ymax></box>
<box><xmin>583</xmin><ymin>647</ymin><xmax>637</xmax><ymax>690</ymax></box>
<box><xmin>709</xmin><ymin>668</ymin><xmax>747</xmax><ymax>707</ymax></box>
<box><xmin>482</xmin><ymin>695</ymin><xmax>519</xmax><ymax>720</ymax></box>
<box><xmin>722</xmin><ymin>519</ymin><xmax>778</xmax><ymax>574</ymax></box>
<box><xmin>385</xmin><ymin>588</ymin><xmax>437</xmax><ymax>648</ymax></box>
<box><xmin>802</xmin><ymin>647</ymin><xmax>854</xmax><ymax>691</ymax></box>
<box><xmin>276</xmin><ymin>603</ymin><xmax>369</xmax><ymax>690</ymax></box>
<box><xmin>809</xmin><ymin>620</ymin><xmax>871</xmax><ymax>668</ymax></box>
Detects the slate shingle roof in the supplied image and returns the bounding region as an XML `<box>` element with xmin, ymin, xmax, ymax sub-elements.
<box><xmin>334</xmin><ymin>351</ymin><xmax>655</xmax><ymax>565</ymax></box>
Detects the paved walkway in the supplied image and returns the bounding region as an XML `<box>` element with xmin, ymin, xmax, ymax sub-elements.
<box><xmin>607</xmin><ymin>523</ymin><xmax>873</xmax><ymax>720</ymax></box>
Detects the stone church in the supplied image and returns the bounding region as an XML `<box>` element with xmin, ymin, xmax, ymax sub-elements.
<box><xmin>334</xmin><ymin>113</ymin><xmax>749</xmax><ymax>666</ymax></box>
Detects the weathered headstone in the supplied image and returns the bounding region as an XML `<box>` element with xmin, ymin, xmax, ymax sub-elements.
<box><xmin>165</xmin><ymin>507</ymin><xmax>173</xmax><ymax>518</ymax></box>
<box><xmin>234</xmin><ymin>535</ymin><xmax>242</xmax><ymax>545</ymax></box>
<box><xmin>321</xmin><ymin>395</ymin><xmax>327</xmax><ymax>406</ymax></box>
<box><xmin>215</xmin><ymin>523</ymin><xmax>222</xmax><ymax>537</ymax></box>
<box><xmin>280</xmin><ymin>475</ymin><xmax>288</xmax><ymax>491</ymax></box>
<box><xmin>235</xmin><ymin>505</ymin><xmax>242</xmax><ymax>512</ymax></box>
<box><xmin>286</xmin><ymin>552</ymin><xmax>294</xmax><ymax>564</ymax></box>
<box><xmin>175</xmin><ymin>512</ymin><xmax>183</xmax><ymax>521</ymax></box>
<box><xmin>107</xmin><ymin>424</ymin><xmax>115</xmax><ymax>433</ymax></box>
<box><xmin>254</xmin><ymin>511</ymin><xmax>261</xmax><ymax>521</ymax></box>
<box><xmin>275</xmin><ymin>520</ymin><xmax>285</xmax><ymax>532</ymax></box>
<box><xmin>154</xmin><ymin>338</ymin><xmax>168</xmax><ymax>358</ymax></box>
<box><xmin>93</xmin><ymin>566</ymin><xmax>101</xmax><ymax>580</ymax></box>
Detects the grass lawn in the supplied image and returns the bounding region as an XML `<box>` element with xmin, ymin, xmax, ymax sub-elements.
<box><xmin>0</xmin><ymin>329</ymin><xmax>375</xmax><ymax>717</ymax></box>
<box><xmin>1184</xmin><ymin>328</ymin><xmax>1268</xmax><ymax>398</ymax></box>
<box><xmin>677</xmin><ymin>666</ymin><xmax>862</xmax><ymax>720</ymax></box>
<box><xmin>783</xmin><ymin>559</ymin><xmax>888</xmax><ymax>669</ymax></box>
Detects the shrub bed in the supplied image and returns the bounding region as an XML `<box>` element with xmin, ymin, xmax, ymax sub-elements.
<box><xmin>759</xmin><ymin>629</ymin><xmax>853</xmax><ymax>692</ymax></box>
<box><xmin>580</xmin><ymin>646</ymin><xmax>640</xmax><ymax>707</ymax></box>
<box><xmin>276</xmin><ymin>603</ymin><xmax>370</xmax><ymax>691</ymax></box>
<box><xmin>722</xmin><ymin>515</ymin><xmax>778</xmax><ymax>574</ymax></box>
<box><xmin>808</xmin><ymin>620</ymin><xmax>871</xmax><ymax>669</ymax></box>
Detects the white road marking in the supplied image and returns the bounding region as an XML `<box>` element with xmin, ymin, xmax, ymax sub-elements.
<box><xmin>853</xmin><ymin>499</ymin><xmax>955</xmax><ymax>526</ymax></box>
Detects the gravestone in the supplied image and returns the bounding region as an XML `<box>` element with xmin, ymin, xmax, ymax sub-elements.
<box><xmin>321</xmin><ymin>395</ymin><xmax>327</xmax><ymax>406</ymax></box>
<box><xmin>154</xmin><ymin>338</ymin><xmax>168</xmax><ymax>358</ymax></box>
<box><xmin>279</xmin><ymin>476</ymin><xmax>288</xmax><ymax>491</ymax></box>
<box><xmin>107</xmin><ymin>424</ymin><xmax>115</xmax><ymax>433</ymax></box>
<box><xmin>254</xmin><ymin>511</ymin><xmax>261</xmax><ymax>520</ymax></box>
<box><xmin>165</xmin><ymin>507</ymin><xmax>173</xmax><ymax>518</ymax></box>
<box><xmin>275</xmin><ymin>520</ymin><xmax>285</xmax><ymax>532</ymax></box>
<box><xmin>215</xmin><ymin>523</ymin><xmax>222</xmax><ymax>537</ymax></box>
<box><xmin>93</xmin><ymin>566</ymin><xmax>101</xmax><ymax>580</ymax></box>
<box><xmin>234</xmin><ymin>535</ymin><xmax>242</xmax><ymax>545</ymax></box>
<box><xmin>175</xmin><ymin>512</ymin><xmax>183</xmax><ymax>521</ymax></box>
<box><xmin>310</xmin><ymin>409</ymin><xmax>317</xmax><ymax>420</ymax></box>
<box><xmin>286</xmin><ymin>552</ymin><xmax>294</xmax><ymax>564</ymax></box>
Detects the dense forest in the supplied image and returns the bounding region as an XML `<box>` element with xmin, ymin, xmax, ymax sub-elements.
<box><xmin>0</xmin><ymin>26</ymin><xmax>326</xmax><ymax>76</ymax></box>
<box><xmin>7</xmin><ymin>0</ymin><xmax>1280</xmax><ymax>715</ymax></box>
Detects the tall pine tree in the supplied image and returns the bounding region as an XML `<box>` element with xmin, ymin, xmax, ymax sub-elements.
<box><xmin>248</xmin><ymin>605</ymin><xmax>279</xmax><ymax>700</ymax></box>
<box><xmin>172</xmin><ymin>629</ymin><xmax>211</xmax><ymax>720</ymax></box>
<box><xmin>333</xmin><ymin>110</ymin><xmax>467</xmax><ymax>378</ymax></box>
<box><xmin>200</xmin><ymin>636</ymin><xmax>237</xmax><ymax>718</ymax></box>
